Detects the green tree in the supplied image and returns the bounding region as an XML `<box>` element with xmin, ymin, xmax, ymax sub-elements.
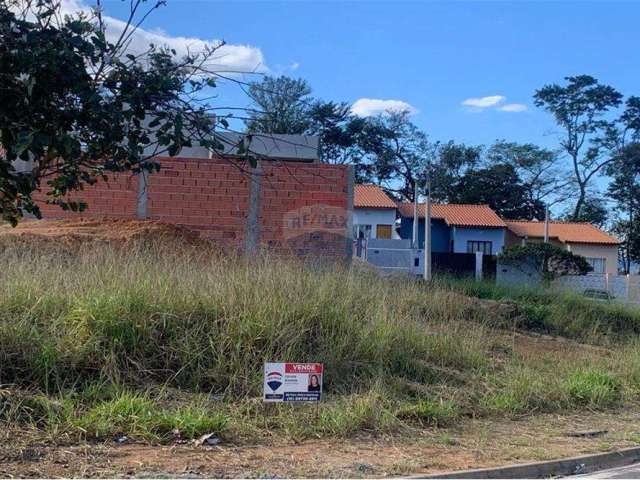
<box><xmin>244</xmin><ymin>75</ymin><xmax>312</xmax><ymax>134</ymax></box>
<box><xmin>499</xmin><ymin>243</ymin><xmax>593</xmax><ymax>281</ymax></box>
<box><xmin>426</xmin><ymin>142</ymin><xmax>546</xmax><ymax>219</ymax></box>
<box><xmin>429</xmin><ymin>141</ymin><xmax>481</xmax><ymax>203</ymax></box>
<box><xmin>608</xmin><ymin>143</ymin><xmax>640</xmax><ymax>273</ymax></box>
<box><xmin>534</xmin><ymin>75</ymin><xmax>623</xmax><ymax>220</ymax></box>
<box><xmin>486</xmin><ymin>140</ymin><xmax>566</xmax><ymax>208</ymax></box>
<box><xmin>305</xmin><ymin>100</ymin><xmax>380</xmax><ymax>168</ymax></box>
<box><xmin>454</xmin><ymin>163</ymin><xmax>546</xmax><ymax>220</ymax></box>
<box><xmin>561</xmin><ymin>197</ymin><xmax>609</xmax><ymax>227</ymax></box>
<box><xmin>0</xmin><ymin>0</ymin><xmax>230</xmax><ymax>225</ymax></box>
<box><xmin>365</xmin><ymin>111</ymin><xmax>435</xmax><ymax>201</ymax></box>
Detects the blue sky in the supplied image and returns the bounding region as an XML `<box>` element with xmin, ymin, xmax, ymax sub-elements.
<box><xmin>99</xmin><ymin>0</ymin><xmax>639</xmax><ymax>150</ymax></box>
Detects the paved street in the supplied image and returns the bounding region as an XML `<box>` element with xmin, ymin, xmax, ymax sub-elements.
<box><xmin>577</xmin><ymin>463</ymin><xmax>640</xmax><ymax>478</ymax></box>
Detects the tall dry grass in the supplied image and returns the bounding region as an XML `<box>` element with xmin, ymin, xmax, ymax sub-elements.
<box><xmin>1</xmin><ymin>238</ymin><xmax>639</xmax><ymax>442</ymax></box>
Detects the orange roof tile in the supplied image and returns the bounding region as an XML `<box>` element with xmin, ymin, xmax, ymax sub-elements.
<box><xmin>354</xmin><ymin>184</ymin><xmax>397</xmax><ymax>209</ymax></box>
<box><xmin>397</xmin><ymin>203</ymin><xmax>506</xmax><ymax>228</ymax></box>
<box><xmin>506</xmin><ymin>220</ymin><xmax>620</xmax><ymax>245</ymax></box>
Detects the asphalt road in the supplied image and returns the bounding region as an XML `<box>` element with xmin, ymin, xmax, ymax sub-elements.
<box><xmin>577</xmin><ymin>463</ymin><xmax>640</xmax><ymax>478</ymax></box>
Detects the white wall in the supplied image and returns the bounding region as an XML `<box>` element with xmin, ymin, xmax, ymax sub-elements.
<box><xmin>353</xmin><ymin>208</ymin><xmax>398</xmax><ymax>239</ymax></box>
<box><xmin>567</xmin><ymin>243</ymin><xmax>619</xmax><ymax>275</ymax></box>
<box><xmin>554</xmin><ymin>274</ymin><xmax>634</xmax><ymax>301</ymax></box>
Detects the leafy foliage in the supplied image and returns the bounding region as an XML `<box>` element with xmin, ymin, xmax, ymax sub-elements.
<box><xmin>450</xmin><ymin>163</ymin><xmax>546</xmax><ymax>220</ymax></box>
<box><xmin>244</xmin><ymin>76</ymin><xmax>384</xmax><ymax>168</ymax></box>
<box><xmin>245</xmin><ymin>75</ymin><xmax>312</xmax><ymax>134</ymax></box>
<box><xmin>486</xmin><ymin>140</ymin><xmax>566</xmax><ymax>208</ymax></box>
<box><xmin>534</xmin><ymin>75</ymin><xmax>639</xmax><ymax>220</ymax></box>
<box><xmin>499</xmin><ymin>242</ymin><xmax>593</xmax><ymax>280</ymax></box>
<box><xmin>608</xmin><ymin>143</ymin><xmax>640</xmax><ymax>272</ymax></box>
<box><xmin>0</xmin><ymin>0</ymin><xmax>230</xmax><ymax>225</ymax></box>
<box><xmin>562</xmin><ymin>197</ymin><xmax>609</xmax><ymax>227</ymax></box>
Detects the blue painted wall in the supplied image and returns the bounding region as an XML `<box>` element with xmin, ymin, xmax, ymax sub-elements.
<box><xmin>452</xmin><ymin>227</ymin><xmax>505</xmax><ymax>254</ymax></box>
<box><xmin>398</xmin><ymin>218</ymin><xmax>506</xmax><ymax>254</ymax></box>
<box><xmin>398</xmin><ymin>218</ymin><xmax>450</xmax><ymax>252</ymax></box>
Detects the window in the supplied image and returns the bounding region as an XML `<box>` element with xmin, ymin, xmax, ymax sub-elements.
<box><xmin>586</xmin><ymin>257</ymin><xmax>606</xmax><ymax>274</ymax></box>
<box><xmin>467</xmin><ymin>241</ymin><xmax>492</xmax><ymax>255</ymax></box>
<box><xmin>353</xmin><ymin>224</ymin><xmax>372</xmax><ymax>240</ymax></box>
<box><xmin>376</xmin><ymin>224</ymin><xmax>392</xmax><ymax>239</ymax></box>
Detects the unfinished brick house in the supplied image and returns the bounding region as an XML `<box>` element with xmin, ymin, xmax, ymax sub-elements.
<box><xmin>35</xmin><ymin>133</ymin><xmax>354</xmax><ymax>260</ymax></box>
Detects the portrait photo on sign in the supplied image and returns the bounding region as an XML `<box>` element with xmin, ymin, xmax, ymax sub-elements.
<box><xmin>308</xmin><ymin>373</ymin><xmax>322</xmax><ymax>392</ymax></box>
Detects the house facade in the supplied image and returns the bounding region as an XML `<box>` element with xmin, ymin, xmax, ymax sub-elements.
<box><xmin>397</xmin><ymin>203</ymin><xmax>507</xmax><ymax>255</ymax></box>
<box><xmin>505</xmin><ymin>220</ymin><xmax>620</xmax><ymax>274</ymax></box>
<box><xmin>353</xmin><ymin>185</ymin><xmax>399</xmax><ymax>240</ymax></box>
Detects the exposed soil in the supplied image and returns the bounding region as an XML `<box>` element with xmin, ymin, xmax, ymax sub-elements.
<box><xmin>0</xmin><ymin>218</ymin><xmax>213</xmax><ymax>249</ymax></box>
<box><xmin>2</xmin><ymin>410</ymin><xmax>640</xmax><ymax>478</ymax></box>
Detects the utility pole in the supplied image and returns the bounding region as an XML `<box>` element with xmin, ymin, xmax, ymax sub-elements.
<box><xmin>544</xmin><ymin>204</ymin><xmax>550</xmax><ymax>243</ymax></box>
<box><xmin>424</xmin><ymin>170</ymin><xmax>432</xmax><ymax>281</ymax></box>
<box><xmin>412</xmin><ymin>181</ymin><xmax>418</xmax><ymax>248</ymax></box>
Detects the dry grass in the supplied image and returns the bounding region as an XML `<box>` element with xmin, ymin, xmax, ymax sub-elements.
<box><xmin>0</xmin><ymin>227</ymin><xmax>639</xmax><ymax>447</ymax></box>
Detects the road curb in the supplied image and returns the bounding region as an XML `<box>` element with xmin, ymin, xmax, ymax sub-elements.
<box><xmin>410</xmin><ymin>446</ymin><xmax>640</xmax><ymax>478</ymax></box>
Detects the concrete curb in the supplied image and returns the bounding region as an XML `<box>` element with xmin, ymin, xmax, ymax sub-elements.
<box><xmin>410</xmin><ymin>446</ymin><xmax>640</xmax><ymax>479</ymax></box>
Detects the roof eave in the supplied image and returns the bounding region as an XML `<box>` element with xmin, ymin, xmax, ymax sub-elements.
<box><xmin>565</xmin><ymin>240</ymin><xmax>621</xmax><ymax>246</ymax></box>
<box><xmin>355</xmin><ymin>205</ymin><xmax>397</xmax><ymax>210</ymax></box>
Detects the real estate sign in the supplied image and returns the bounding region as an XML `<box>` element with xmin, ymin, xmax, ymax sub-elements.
<box><xmin>263</xmin><ymin>362</ymin><xmax>323</xmax><ymax>402</ymax></box>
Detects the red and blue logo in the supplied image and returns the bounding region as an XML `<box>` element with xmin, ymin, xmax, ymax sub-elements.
<box><xmin>266</xmin><ymin>371</ymin><xmax>283</xmax><ymax>391</ymax></box>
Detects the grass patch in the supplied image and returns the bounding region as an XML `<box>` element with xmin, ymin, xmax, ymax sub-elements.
<box><xmin>437</xmin><ymin>276</ymin><xmax>640</xmax><ymax>341</ymax></box>
<box><xmin>1</xmin><ymin>238</ymin><xmax>640</xmax><ymax>442</ymax></box>
<box><xmin>74</xmin><ymin>392</ymin><xmax>228</xmax><ymax>441</ymax></box>
<box><xmin>396</xmin><ymin>399</ymin><xmax>461</xmax><ymax>427</ymax></box>
<box><xmin>564</xmin><ymin>370</ymin><xmax>622</xmax><ymax>408</ymax></box>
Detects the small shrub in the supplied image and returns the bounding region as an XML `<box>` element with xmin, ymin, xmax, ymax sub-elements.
<box><xmin>0</xmin><ymin>389</ymin><xmax>73</xmax><ymax>428</ymax></box>
<box><xmin>315</xmin><ymin>390</ymin><xmax>399</xmax><ymax>436</ymax></box>
<box><xmin>564</xmin><ymin>370</ymin><xmax>622</xmax><ymax>408</ymax></box>
<box><xmin>396</xmin><ymin>399</ymin><xmax>460</xmax><ymax>427</ymax></box>
<box><xmin>75</xmin><ymin>392</ymin><xmax>155</xmax><ymax>439</ymax></box>
<box><xmin>482</xmin><ymin>365</ymin><xmax>567</xmax><ymax>415</ymax></box>
<box><xmin>74</xmin><ymin>392</ymin><xmax>228</xmax><ymax>441</ymax></box>
<box><xmin>155</xmin><ymin>406</ymin><xmax>228</xmax><ymax>439</ymax></box>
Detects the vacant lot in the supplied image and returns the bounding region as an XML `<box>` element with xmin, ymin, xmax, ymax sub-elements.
<box><xmin>1</xmin><ymin>219</ymin><xmax>640</xmax><ymax>477</ymax></box>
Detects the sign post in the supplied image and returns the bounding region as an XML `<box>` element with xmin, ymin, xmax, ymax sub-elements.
<box><xmin>264</xmin><ymin>362</ymin><xmax>323</xmax><ymax>402</ymax></box>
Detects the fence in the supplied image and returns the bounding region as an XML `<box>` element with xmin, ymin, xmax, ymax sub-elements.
<box><xmin>365</xmin><ymin>239</ymin><xmax>420</xmax><ymax>275</ymax></box>
<box><xmin>496</xmin><ymin>261</ymin><xmax>640</xmax><ymax>305</ymax></box>
<box><xmin>35</xmin><ymin>155</ymin><xmax>353</xmax><ymax>259</ymax></box>
<box><xmin>364</xmin><ymin>239</ymin><xmax>494</xmax><ymax>278</ymax></box>
<box><xmin>554</xmin><ymin>274</ymin><xmax>640</xmax><ymax>304</ymax></box>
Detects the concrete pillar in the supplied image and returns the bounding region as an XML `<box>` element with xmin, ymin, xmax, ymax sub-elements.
<box><xmin>244</xmin><ymin>160</ymin><xmax>262</xmax><ymax>256</ymax></box>
<box><xmin>136</xmin><ymin>169</ymin><xmax>148</xmax><ymax>219</ymax></box>
<box><xmin>475</xmin><ymin>251</ymin><xmax>483</xmax><ymax>281</ymax></box>
<box><xmin>345</xmin><ymin>165</ymin><xmax>355</xmax><ymax>262</ymax></box>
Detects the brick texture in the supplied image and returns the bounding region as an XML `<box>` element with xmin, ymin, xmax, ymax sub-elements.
<box><xmin>35</xmin><ymin>172</ymin><xmax>139</xmax><ymax>219</ymax></box>
<box><xmin>36</xmin><ymin>155</ymin><xmax>352</xmax><ymax>259</ymax></box>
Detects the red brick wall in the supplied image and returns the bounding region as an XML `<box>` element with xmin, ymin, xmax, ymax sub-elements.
<box><xmin>35</xmin><ymin>172</ymin><xmax>138</xmax><ymax>219</ymax></box>
<box><xmin>259</xmin><ymin>162</ymin><xmax>350</xmax><ymax>257</ymax></box>
<box><xmin>36</xmin><ymin>156</ymin><xmax>352</xmax><ymax>258</ymax></box>
<box><xmin>146</xmin><ymin>157</ymin><xmax>251</xmax><ymax>248</ymax></box>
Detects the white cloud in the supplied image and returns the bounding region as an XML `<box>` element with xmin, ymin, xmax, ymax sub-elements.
<box><xmin>498</xmin><ymin>103</ymin><xmax>528</xmax><ymax>112</ymax></box>
<box><xmin>461</xmin><ymin>95</ymin><xmax>505</xmax><ymax>108</ymax></box>
<box><xmin>351</xmin><ymin>98</ymin><xmax>418</xmax><ymax>117</ymax></box>
<box><xmin>290</xmin><ymin>62</ymin><xmax>300</xmax><ymax>71</ymax></box>
<box><xmin>45</xmin><ymin>0</ymin><xmax>266</xmax><ymax>73</ymax></box>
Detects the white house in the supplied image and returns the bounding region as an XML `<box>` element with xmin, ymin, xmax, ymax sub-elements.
<box><xmin>353</xmin><ymin>184</ymin><xmax>399</xmax><ymax>241</ymax></box>
<box><xmin>505</xmin><ymin>220</ymin><xmax>620</xmax><ymax>275</ymax></box>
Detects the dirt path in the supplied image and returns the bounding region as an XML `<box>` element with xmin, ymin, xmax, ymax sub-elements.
<box><xmin>3</xmin><ymin>410</ymin><xmax>640</xmax><ymax>478</ymax></box>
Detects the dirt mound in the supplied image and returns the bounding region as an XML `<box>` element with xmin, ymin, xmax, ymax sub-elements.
<box><xmin>0</xmin><ymin>218</ymin><xmax>213</xmax><ymax>250</ymax></box>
